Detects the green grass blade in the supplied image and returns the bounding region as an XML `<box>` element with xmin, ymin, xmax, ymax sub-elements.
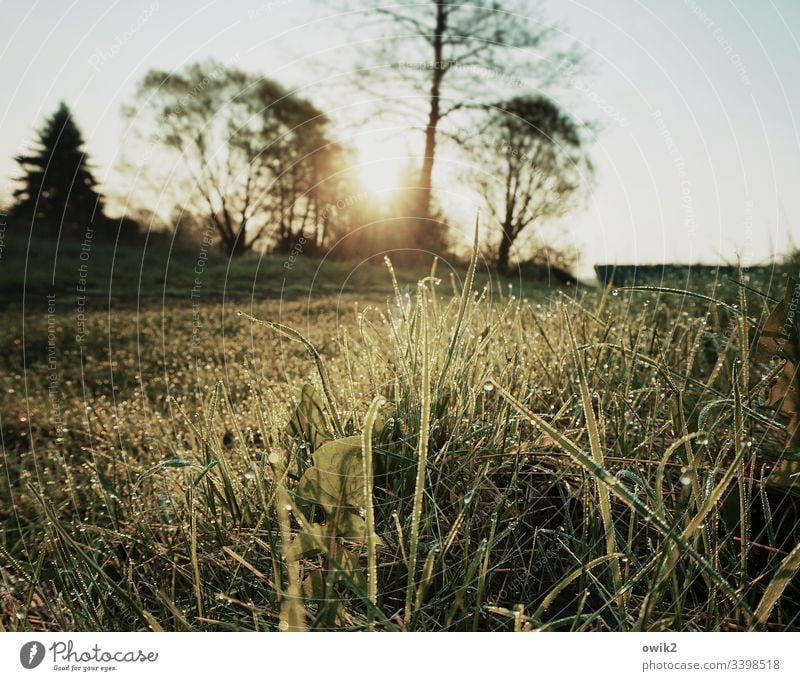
<box><xmin>362</xmin><ymin>394</ymin><xmax>384</xmax><ymax>630</ymax></box>
<box><xmin>405</xmin><ymin>286</ymin><xmax>431</xmax><ymax>629</ymax></box>
<box><xmin>488</xmin><ymin>379</ymin><xmax>755</xmax><ymax>625</ymax></box>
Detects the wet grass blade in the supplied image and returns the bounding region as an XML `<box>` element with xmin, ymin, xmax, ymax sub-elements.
<box><xmin>487</xmin><ymin>379</ymin><xmax>755</xmax><ymax>625</ymax></box>
<box><xmin>406</xmin><ymin>287</ymin><xmax>431</xmax><ymax>629</ymax></box>
<box><xmin>239</xmin><ymin>312</ymin><xmax>344</xmax><ymax>437</ymax></box>
<box><xmin>362</xmin><ymin>395</ymin><xmax>383</xmax><ymax>630</ymax></box>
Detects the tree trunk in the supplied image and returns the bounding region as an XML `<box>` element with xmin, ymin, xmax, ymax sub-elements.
<box><xmin>418</xmin><ymin>1</ymin><xmax>447</xmax><ymax>217</ymax></box>
<box><xmin>225</xmin><ymin>232</ymin><xmax>248</xmax><ymax>257</ymax></box>
<box><xmin>497</xmin><ymin>224</ymin><xmax>514</xmax><ymax>275</ymax></box>
<box><xmin>274</xmin><ymin>221</ymin><xmax>293</xmax><ymax>254</ymax></box>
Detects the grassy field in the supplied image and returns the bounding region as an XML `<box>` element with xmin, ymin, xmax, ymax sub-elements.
<box><xmin>0</xmin><ymin>232</ymin><xmax>557</xmax><ymax>308</ymax></box>
<box><xmin>1</xmin><ymin>234</ymin><xmax>800</xmax><ymax>631</ymax></box>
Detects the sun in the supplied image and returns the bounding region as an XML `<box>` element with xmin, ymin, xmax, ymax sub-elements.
<box><xmin>355</xmin><ymin>134</ymin><xmax>409</xmax><ymax>198</ymax></box>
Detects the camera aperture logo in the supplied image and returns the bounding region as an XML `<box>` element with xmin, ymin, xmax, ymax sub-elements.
<box><xmin>20</xmin><ymin>641</ymin><xmax>45</xmax><ymax>669</ymax></box>
<box><xmin>19</xmin><ymin>640</ymin><xmax>158</xmax><ymax>673</ymax></box>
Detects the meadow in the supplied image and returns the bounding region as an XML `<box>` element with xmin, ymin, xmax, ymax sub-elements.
<box><xmin>1</xmin><ymin>234</ymin><xmax>799</xmax><ymax>631</ymax></box>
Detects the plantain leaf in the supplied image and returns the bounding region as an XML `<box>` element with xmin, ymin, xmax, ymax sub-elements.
<box><xmin>288</xmin><ymin>522</ymin><xmax>328</xmax><ymax>560</ymax></box>
<box><xmin>299</xmin><ymin>542</ymin><xmax>366</xmax><ymax>627</ymax></box>
<box><xmin>297</xmin><ymin>436</ymin><xmax>364</xmax><ymax>512</ymax></box>
<box><xmin>295</xmin><ymin>435</ymin><xmax>382</xmax><ymax>546</ymax></box>
<box><xmin>302</xmin><ymin>571</ymin><xmax>349</xmax><ymax>626</ymax></box>
<box><xmin>303</xmin><ymin>570</ymin><xmax>327</xmax><ymax>601</ymax></box>
<box><xmin>288</xmin><ymin>407</ymin><xmax>388</xmax><ymax>622</ymax></box>
<box><xmin>335</xmin><ymin>545</ymin><xmax>367</xmax><ymax>592</ymax></box>
<box><xmin>756</xmin><ymin>277</ymin><xmax>800</xmax><ymax>448</ymax></box>
<box><xmin>286</xmin><ymin>383</ymin><xmax>335</xmax><ymax>451</ymax></box>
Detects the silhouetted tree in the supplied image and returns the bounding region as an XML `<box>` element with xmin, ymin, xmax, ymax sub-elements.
<box><xmin>123</xmin><ymin>61</ymin><xmax>352</xmax><ymax>257</ymax></box>
<box><xmin>466</xmin><ymin>96</ymin><xmax>591</xmax><ymax>274</ymax></box>
<box><xmin>336</xmin><ymin>0</ymin><xmax>580</xmax><ymax>221</ymax></box>
<box><xmin>11</xmin><ymin>101</ymin><xmax>105</xmax><ymax>238</ymax></box>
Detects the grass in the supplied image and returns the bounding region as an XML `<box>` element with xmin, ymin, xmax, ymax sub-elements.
<box><xmin>1</xmin><ymin>233</ymin><xmax>800</xmax><ymax>631</ymax></box>
<box><xmin>0</xmin><ymin>233</ymin><xmax>557</xmax><ymax>308</ymax></box>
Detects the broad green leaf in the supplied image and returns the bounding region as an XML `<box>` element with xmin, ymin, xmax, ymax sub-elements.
<box><xmin>302</xmin><ymin>572</ymin><xmax>349</xmax><ymax>626</ymax></box>
<box><xmin>289</xmin><ymin>523</ymin><xmax>328</xmax><ymax>559</ymax></box>
<box><xmin>328</xmin><ymin>510</ymin><xmax>369</xmax><ymax>541</ymax></box>
<box><xmin>303</xmin><ymin>570</ymin><xmax>327</xmax><ymax>601</ymax></box>
<box><xmin>297</xmin><ymin>435</ymin><xmax>364</xmax><ymax>514</ymax></box>
<box><xmin>300</xmin><ymin>544</ymin><xmax>366</xmax><ymax>627</ymax></box>
<box><xmin>295</xmin><ymin>435</ymin><xmax>381</xmax><ymax>545</ymax></box>
<box><xmin>335</xmin><ymin>545</ymin><xmax>367</xmax><ymax>592</ymax></box>
<box><xmin>286</xmin><ymin>383</ymin><xmax>334</xmax><ymax>451</ymax></box>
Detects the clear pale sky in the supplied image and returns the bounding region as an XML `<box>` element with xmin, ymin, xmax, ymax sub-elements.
<box><xmin>1</xmin><ymin>0</ymin><xmax>798</xmax><ymax>275</ymax></box>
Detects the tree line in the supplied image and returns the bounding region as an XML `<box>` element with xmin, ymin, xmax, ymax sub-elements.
<box><xmin>3</xmin><ymin>1</ymin><xmax>593</xmax><ymax>276</ymax></box>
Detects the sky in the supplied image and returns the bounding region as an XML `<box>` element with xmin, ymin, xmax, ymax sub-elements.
<box><xmin>0</xmin><ymin>0</ymin><xmax>798</xmax><ymax>276</ymax></box>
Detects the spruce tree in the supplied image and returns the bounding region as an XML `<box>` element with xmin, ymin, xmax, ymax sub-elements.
<box><xmin>11</xmin><ymin>101</ymin><xmax>105</xmax><ymax>238</ymax></box>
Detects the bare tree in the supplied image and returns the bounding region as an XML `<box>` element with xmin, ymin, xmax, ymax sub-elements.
<box><xmin>466</xmin><ymin>95</ymin><xmax>592</xmax><ymax>274</ymax></box>
<box><xmin>122</xmin><ymin>60</ymin><xmax>350</xmax><ymax>256</ymax></box>
<box><xmin>330</xmin><ymin>0</ymin><xmax>579</xmax><ymax>219</ymax></box>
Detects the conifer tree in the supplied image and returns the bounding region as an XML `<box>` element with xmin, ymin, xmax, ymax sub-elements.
<box><xmin>12</xmin><ymin>101</ymin><xmax>105</xmax><ymax>238</ymax></box>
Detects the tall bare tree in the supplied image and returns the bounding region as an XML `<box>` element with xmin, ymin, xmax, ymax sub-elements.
<box><xmin>467</xmin><ymin>95</ymin><xmax>592</xmax><ymax>274</ymax></box>
<box><xmin>333</xmin><ymin>0</ymin><xmax>579</xmax><ymax>219</ymax></box>
<box><xmin>123</xmin><ymin>61</ymin><xmax>350</xmax><ymax>256</ymax></box>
